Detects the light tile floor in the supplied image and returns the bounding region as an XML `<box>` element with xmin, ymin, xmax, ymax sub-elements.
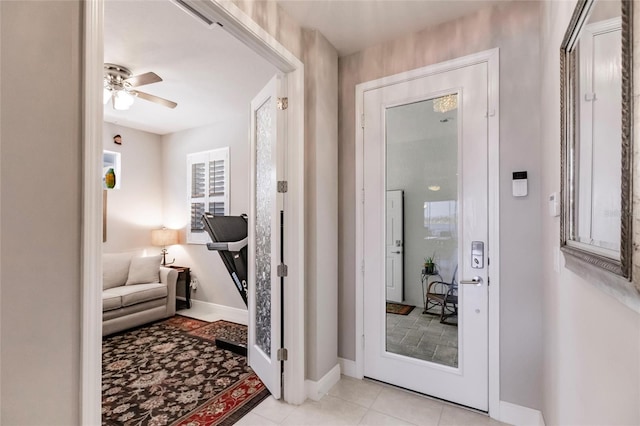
<box><xmin>241</xmin><ymin>376</ymin><xmax>509</xmax><ymax>426</ymax></box>
<box><xmin>387</xmin><ymin>307</ymin><xmax>458</xmax><ymax>367</ymax></box>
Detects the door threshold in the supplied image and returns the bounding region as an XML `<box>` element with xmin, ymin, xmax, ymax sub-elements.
<box><xmin>363</xmin><ymin>376</ymin><xmax>489</xmax><ymax>416</ymax></box>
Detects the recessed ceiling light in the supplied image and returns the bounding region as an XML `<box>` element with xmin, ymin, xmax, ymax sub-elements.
<box><xmin>428</xmin><ymin>185</ymin><xmax>440</xmax><ymax>191</ymax></box>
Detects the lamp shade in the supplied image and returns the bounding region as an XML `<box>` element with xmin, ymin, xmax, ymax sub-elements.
<box><xmin>151</xmin><ymin>228</ymin><xmax>179</xmax><ymax>247</ymax></box>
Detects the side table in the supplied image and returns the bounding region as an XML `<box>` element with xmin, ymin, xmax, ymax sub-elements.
<box><xmin>168</xmin><ymin>265</ymin><xmax>191</xmax><ymax>309</ymax></box>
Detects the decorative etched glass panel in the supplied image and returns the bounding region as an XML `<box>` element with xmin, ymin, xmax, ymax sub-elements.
<box><xmin>255</xmin><ymin>99</ymin><xmax>272</xmax><ymax>356</ymax></box>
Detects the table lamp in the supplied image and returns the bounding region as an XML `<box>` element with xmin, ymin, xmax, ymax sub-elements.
<box><xmin>151</xmin><ymin>227</ymin><xmax>179</xmax><ymax>266</ymax></box>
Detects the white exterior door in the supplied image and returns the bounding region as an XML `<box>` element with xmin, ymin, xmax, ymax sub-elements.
<box><xmin>386</xmin><ymin>190</ymin><xmax>404</xmax><ymax>303</ymax></box>
<box><xmin>248</xmin><ymin>74</ymin><xmax>285</xmax><ymax>399</ymax></box>
<box><xmin>363</xmin><ymin>62</ymin><xmax>489</xmax><ymax>410</ymax></box>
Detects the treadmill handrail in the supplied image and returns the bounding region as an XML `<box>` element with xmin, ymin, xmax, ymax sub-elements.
<box><xmin>206</xmin><ymin>237</ymin><xmax>248</xmax><ymax>253</ymax></box>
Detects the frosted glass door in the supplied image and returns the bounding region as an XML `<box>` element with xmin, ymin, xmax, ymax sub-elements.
<box><xmin>249</xmin><ymin>75</ymin><xmax>283</xmax><ymax>399</ymax></box>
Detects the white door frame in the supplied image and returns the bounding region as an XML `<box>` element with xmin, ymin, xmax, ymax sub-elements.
<box><xmin>354</xmin><ymin>48</ymin><xmax>500</xmax><ymax>417</ymax></box>
<box><xmin>81</xmin><ymin>1</ymin><xmax>306</xmax><ymax>424</ymax></box>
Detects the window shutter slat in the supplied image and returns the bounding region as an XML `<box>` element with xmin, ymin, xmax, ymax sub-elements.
<box><xmin>191</xmin><ymin>202</ymin><xmax>205</xmax><ymax>232</ymax></box>
<box><xmin>209</xmin><ymin>159</ymin><xmax>225</xmax><ymax>197</ymax></box>
<box><xmin>191</xmin><ymin>163</ymin><xmax>206</xmax><ymax>198</ymax></box>
<box><xmin>209</xmin><ymin>202</ymin><xmax>225</xmax><ymax>217</ymax></box>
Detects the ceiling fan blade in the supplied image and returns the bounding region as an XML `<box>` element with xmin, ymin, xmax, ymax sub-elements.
<box><xmin>134</xmin><ymin>91</ymin><xmax>177</xmax><ymax>109</ymax></box>
<box><xmin>125</xmin><ymin>72</ymin><xmax>162</xmax><ymax>88</ymax></box>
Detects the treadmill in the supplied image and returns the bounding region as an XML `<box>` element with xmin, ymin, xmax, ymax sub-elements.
<box><xmin>201</xmin><ymin>212</ymin><xmax>249</xmax><ymax>356</ymax></box>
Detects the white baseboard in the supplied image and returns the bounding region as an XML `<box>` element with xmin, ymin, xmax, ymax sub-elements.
<box><xmin>338</xmin><ymin>357</ymin><xmax>359</xmax><ymax>379</ymax></box>
<box><xmin>305</xmin><ymin>363</ymin><xmax>341</xmax><ymax>401</ymax></box>
<box><xmin>497</xmin><ymin>401</ymin><xmax>545</xmax><ymax>426</ymax></box>
<box><xmin>177</xmin><ymin>299</ymin><xmax>248</xmax><ymax>325</ymax></box>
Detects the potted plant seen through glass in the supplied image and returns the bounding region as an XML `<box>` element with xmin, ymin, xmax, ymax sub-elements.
<box><xmin>423</xmin><ymin>253</ymin><xmax>438</xmax><ymax>275</ymax></box>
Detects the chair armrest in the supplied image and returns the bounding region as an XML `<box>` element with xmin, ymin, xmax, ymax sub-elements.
<box><xmin>427</xmin><ymin>280</ymin><xmax>452</xmax><ymax>294</ymax></box>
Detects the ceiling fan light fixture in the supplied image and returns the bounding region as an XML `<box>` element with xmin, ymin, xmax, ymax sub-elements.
<box><xmin>112</xmin><ymin>89</ymin><xmax>136</xmax><ymax>111</ymax></box>
<box><xmin>103</xmin><ymin>86</ymin><xmax>112</xmax><ymax>104</ymax></box>
<box><xmin>103</xmin><ymin>63</ymin><xmax>176</xmax><ymax>110</ymax></box>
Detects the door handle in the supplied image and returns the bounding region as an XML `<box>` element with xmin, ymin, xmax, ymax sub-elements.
<box><xmin>391</xmin><ymin>251</ymin><xmax>402</xmax><ymax>254</ymax></box>
<box><xmin>460</xmin><ymin>276</ymin><xmax>483</xmax><ymax>286</ymax></box>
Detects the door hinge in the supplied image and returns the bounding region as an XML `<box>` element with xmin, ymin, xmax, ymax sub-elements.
<box><xmin>360</xmin><ymin>113</ymin><xmax>365</xmax><ymax>129</ymax></box>
<box><xmin>277</xmin><ymin>181</ymin><xmax>288</xmax><ymax>193</ymax></box>
<box><xmin>277</xmin><ymin>97</ymin><xmax>289</xmax><ymax>110</ymax></box>
<box><xmin>361</xmin><ymin>259</ymin><xmax>365</xmax><ymax>274</ymax></box>
<box><xmin>361</xmin><ymin>187</ymin><xmax>365</xmax><ymax>204</ymax></box>
<box><xmin>277</xmin><ymin>347</ymin><xmax>288</xmax><ymax>361</ymax></box>
<box><xmin>277</xmin><ymin>263</ymin><xmax>288</xmax><ymax>277</ymax></box>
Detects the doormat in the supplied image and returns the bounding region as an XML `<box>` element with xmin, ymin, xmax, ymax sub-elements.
<box><xmin>386</xmin><ymin>302</ymin><xmax>415</xmax><ymax>315</ymax></box>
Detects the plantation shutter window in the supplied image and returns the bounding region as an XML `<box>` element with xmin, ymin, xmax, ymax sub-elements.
<box><xmin>187</xmin><ymin>147</ymin><xmax>229</xmax><ymax>244</ymax></box>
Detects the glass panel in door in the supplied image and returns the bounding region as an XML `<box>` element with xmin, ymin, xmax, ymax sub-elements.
<box><xmin>248</xmin><ymin>75</ymin><xmax>282</xmax><ymax>399</ymax></box>
<box><xmin>385</xmin><ymin>95</ymin><xmax>459</xmax><ymax>368</ymax></box>
<box><xmin>255</xmin><ymin>98</ymin><xmax>273</xmax><ymax>357</ymax></box>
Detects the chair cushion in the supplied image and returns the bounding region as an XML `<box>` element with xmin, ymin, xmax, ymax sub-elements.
<box><xmin>126</xmin><ymin>255</ymin><xmax>162</xmax><ymax>285</ymax></box>
<box><xmin>103</xmin><ymin>253</ymin><xmax>133</xmax><ymax>289</ymax></box>
<box><xmin>105</xmin><ymin>283</ymin><xmax>167</xmax><ymax>307</ymax></box>
<box><xmin>102</xmin><ymin>292</ymin><xmax>122</xmax><ymax>312</ymax></box>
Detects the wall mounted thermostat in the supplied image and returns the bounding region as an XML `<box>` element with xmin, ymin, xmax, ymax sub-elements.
<box><xmin>471</xmin><ymin>241</ymin><xmax>484</xmax><ymax>269</ymax></box>
<box><xmin>512</xmin><ymin>171</ymin><xmax>528</xmax><ymax>197</ymax></box>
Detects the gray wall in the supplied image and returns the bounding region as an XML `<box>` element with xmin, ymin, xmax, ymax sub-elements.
<box><xmin>228</xmin><ymin>0</ymin><xmax>341</xmax><ymax>383</ymax></box>
<box><xmin>102</xmin><ymin>123</ymin><xmax>164</xmax><ymax>253</ymax></box>
<box><xmin>338</xmin><ymin>1</ymin><xmax>543</xmax><ymax>409</ymax></box>
<box><xmin>0</xmin><ymin>1</ymin><xmax>82</xmax><ymax>424</ymax></box>
<box><xmin>539</xmin><ymin>1</ymin><xmax>640</xmax><ymax>424</ymax></box>
<box><xmin>303</xmin><ymin>29</ymin><xmax>339</xmax><ymax>382</ymax></box>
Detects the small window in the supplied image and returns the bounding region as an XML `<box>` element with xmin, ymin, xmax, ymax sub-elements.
<box><xmin>103</xmin><ymin>150</ymin><xmax>121</xmax><ymax>189</ymax></box>
<box><xmin>186</xmin><ymin>147</ymin><xmax>229</xmax><ymax>244</ymax></box>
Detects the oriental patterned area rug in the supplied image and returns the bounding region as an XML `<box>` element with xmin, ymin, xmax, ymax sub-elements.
<box><xmin>102</xmin><ymin>316</ymin><xmax>269</xmax><ymax>426</ymax></box>
<box><xmin>386</xmin><ymin>302</ymin><xmax>415</xmax><ymax>315</ymax></box>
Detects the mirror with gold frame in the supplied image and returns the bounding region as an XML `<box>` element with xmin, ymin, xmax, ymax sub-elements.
<box><xmin>560</xmin><ymin>0</ymin><xmax>633</xmax><ymax>279</ymax></box>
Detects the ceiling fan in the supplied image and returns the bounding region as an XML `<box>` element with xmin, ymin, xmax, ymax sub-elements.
<box><xmin>103</xmin><ymin>63</ymin><xmax>178</xmax><ymax>111</ymax></box>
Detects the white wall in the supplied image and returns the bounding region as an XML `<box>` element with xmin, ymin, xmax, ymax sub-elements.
<box><xmin>338</xmin><ymin>1</ymin><xmax>543</xmax><ymax>409</ymax></box>
<box><xmin>162</xmin><ymin>117</ymin><xmax>252</xmax><ymax>309</ymax></box>
<box><xmin>0</xmin><ymin>1</ymin><xmax>82</xmax><ymax>423</ymax></box>
<box><xmin>539</xmin><ymin>1</ymin><xmax>640</xmax><ymax>424</ymax></box>
<box><xmin>102</xmin><ymin>123</ymin><xmax>163</xmax><ymax>253</ymax></box>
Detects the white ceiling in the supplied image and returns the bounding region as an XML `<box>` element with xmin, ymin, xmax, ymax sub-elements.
<box><xmin>276</xmin><ymin>0</ymin><xmax>503</xmax><ymax>57</ymax></box>
<box><xmin>104</xmin><ymin>0</ymin><xmax>278</xmax><ymax>135</ymax></box>
<box><xmin>104</xmin><ymin>0</ymin><xmax>501</xmax><ymax>135</ymax></box>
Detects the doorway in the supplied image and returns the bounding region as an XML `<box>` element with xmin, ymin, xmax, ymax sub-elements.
<box><xmin>354</xmin><ymin>50</ymin><xmax>500</xmax><ymax>413</ymax></box>
<box><xmin>82</xmin><ymin>1</ymin><xmax>306</xmax><ymax>423</ymax></box>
